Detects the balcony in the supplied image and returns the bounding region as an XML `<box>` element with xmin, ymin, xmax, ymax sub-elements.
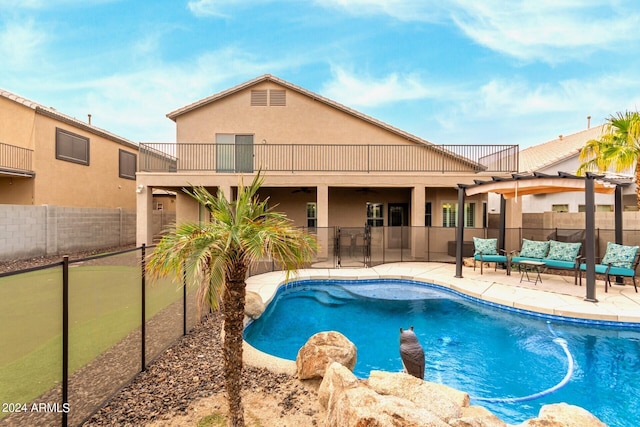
<box><xmin>139</xmin><ymin>143</ymin><xmax>518</xmax><ymax>174</ymax></box>
<box><xmin>0</xmin><ymin>142</ymin><xmax>34</xmax><ymax>177</ymax></box>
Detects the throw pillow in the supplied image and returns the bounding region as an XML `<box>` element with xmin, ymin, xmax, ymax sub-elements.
<box><xmin>545</xmin><ymin>240</ymin><xmax>581</xmax><ymax>262</ymax></box>
<box><xmin>601</xmin><ymin>242</ymin><xmax>639</xmax><ymax>269</ymax></box>
<box><xmin>519</xmin><ymin>239</ymin><xmax>549</xmax><ymax>259</ymax></box>
<box><xmin>473</xmin><ymin>237</ymin><xmax>498</xmax><ymax>255</ymax></box>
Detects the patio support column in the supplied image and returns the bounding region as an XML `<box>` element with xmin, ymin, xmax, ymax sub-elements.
<box><xmin>498</xmin><ymin>195</ymin><xmax>506</xmax><ymax>251</ymax></box>
<box><xmin>615</xmin><ymin>185</ymin><xmax>623</xmax><ymax>244</ymax></box>
<box><xmin>136</xmin><ymin>185</ymin><xmax>154</xmax><ymax>246</ymax></box>
<box><xmin>615</xmin><ymin>185</ymin><xmax>624</xmax><ymax>284</ymax></box>
<box><xmin>317</xmin><ymin>185</ymin><xmax>329</xmax><ymax>228</ymax></box>
<box><xmin>411</xmin><ymin>186</ymin><xmax>425</xmax><ymax>259</ymax></box>
<box><xmin>317</xmin><ymin>185</ymin><xmax>329</xmax><ymax>260</ymax></box>
<box><xmin>455</xmin><ymin>185</ymin><xmax>467</xmax><ymax>278</ymax></box>
<box><xmin>585</xmin><ymin>174</ymin><xmax>597</xmax><ymax>302</ymax></box>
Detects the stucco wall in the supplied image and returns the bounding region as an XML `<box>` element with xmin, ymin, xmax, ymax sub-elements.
<box><xmin>0</xmin><ymin>204</ymin><xmax>137</xmax><ymax>261</ymax></box>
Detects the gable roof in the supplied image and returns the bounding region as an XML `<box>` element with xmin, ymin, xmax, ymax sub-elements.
<box><xmin>0</xmin><ymin>88</ymin><xmax>138</xmax><ymax>150</ymax></box>
<box><xmin>518</xmin><ymin>125</ymin><xmax>604</xmax><ymax>173</ymax></box>
<box><xmin>166</xmin><ymin>74</ymin><xmax>437</xmax><ymax>147</ymax></box>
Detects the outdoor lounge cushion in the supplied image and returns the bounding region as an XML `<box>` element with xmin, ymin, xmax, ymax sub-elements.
<box><xmin>579</xmin><ymin>263</ymin><xmax>635</xmax><ymax>277</ymax></box>
<box><xmin>545</xmin><ymin>240</ymin><xmax>581</xmax><ymax>263</ymax></box>
<box><xmin>473</xmin><ymin>237</ymin><xmax>497</xmax><ymax>255</ymax></box>
<box><xmin>518</xmin><ymin>238</ymin><xmax>549</xmax><ymax>259</ymax></box>
<box><xmin>600</xmin><ymin>242</ymin><xmax>639</xmax><ymax>269</ymax></box>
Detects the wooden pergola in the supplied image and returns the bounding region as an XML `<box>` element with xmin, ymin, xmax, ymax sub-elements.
<box><xmin>455</xmin><ymin>172</ymin><xmax>631</xmax><ymax>302</ymax></box>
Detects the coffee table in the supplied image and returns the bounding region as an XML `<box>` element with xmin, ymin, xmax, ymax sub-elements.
<box><xmin>516</xmin><ymin>260</ymin><xmax>545</xmax><ymax>285</ymax></box>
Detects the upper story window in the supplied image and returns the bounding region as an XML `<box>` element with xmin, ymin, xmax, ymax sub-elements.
<box><xmin>56</xmin><ymin>128</ymin><xmax>89</xmax><ymax>165</ymax></box>
<box><xmin>119</xmin><ymin>149</ymin><xmax>137</xmax><ymax>180</ymax></box>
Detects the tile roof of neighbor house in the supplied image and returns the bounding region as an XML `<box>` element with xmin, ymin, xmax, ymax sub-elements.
<box><xmin>0</xmin><ymin>88</ymin><xmax>139</xmax><ymax>150</ymax></box>
<box><xmin>166</xmin><ymin>74</ymin><xmax>437</xmax><ymax>147</ymax></box>
<box><xmin>518</xmin><ymin>125</ymin><xmax>605</xmax><ymax>173</ymax></box>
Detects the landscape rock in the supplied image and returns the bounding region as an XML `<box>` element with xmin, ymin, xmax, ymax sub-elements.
<box><xmin>244</xmin><ymin>291</ymin><xmax>265</xmax><ymax>320</ymax></box>
<box><xmin>296</xmin><ymin>331</ymin><xmax>357</xmax><ymax>379</ymax></box>
<box><xmin>520</xmin><ymin>402</ymin><xmax>607</xmax><ymax>427</ymax></box>
<box><xmin>328</xmin><ymin>386</ymin><xmax>449</xmax><ymax>427</ymax></box>
<box><xmin>368</xmin><ymin>370</ymin><xmax>465</xmax><ymax>421</ymax></box>
<box><xmin>317</xmin><ymin>362</ymin><xmax>360</xmax><ymax>409</ymax></box>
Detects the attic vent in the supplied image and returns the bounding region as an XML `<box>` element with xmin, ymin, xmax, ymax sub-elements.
<box><xmin>251</xmin><ymin>90</ymin><xmax>267</xmax><ymax>106</ymax></box>
<box><xmin>269</xmin><ymin>89</ymin><xmax>286</xmax><ymax>106</ymax></box>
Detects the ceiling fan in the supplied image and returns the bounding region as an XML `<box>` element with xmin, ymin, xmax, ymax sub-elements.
<box><xmin>292</xmin><ymin>187</ymin><xmax>313</xmax><ymax>194</ymax></box>
<box><xmin>355</xmin><ymin>187</ymin><xmax>378</xmax><ymax>194</ymax></box>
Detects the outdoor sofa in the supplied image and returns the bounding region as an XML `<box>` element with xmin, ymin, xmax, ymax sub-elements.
<box><xmin>510</xmin><ymin>238</ymin><xmax>582</xmax><ymax>284</ymax></box>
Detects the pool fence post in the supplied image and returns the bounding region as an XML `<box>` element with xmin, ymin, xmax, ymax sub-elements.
<box><xmin>455</xmin><ymin>185</ymin><xmax>467</xmax><ymax>278</ymax></box>
<box><xmin>183</xmin><ymin>265</ymin><xmax>187</xmax><ymax>335</ymax></box>
<box><xmin>141</xmin><ymin>244</ymin><xmax>146</xmax><ymax>371</ymax></box>
<box><xmin>62</xmin><ymin>255</ymin><xmax>69</xmax><ymax>427</ymax></box>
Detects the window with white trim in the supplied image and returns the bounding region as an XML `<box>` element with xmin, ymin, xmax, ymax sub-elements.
<box><xmin>306</xmin><ymin>202</ymin><xmax>317</xmax><ymax>228</ymax></box>
<box><xmin>442</xmin><ymin>202</ymin><xmax>475</xmax><ymax>227</ymax></box>
<box><xmin>366</xmin><ymin>202</ymin><xmax>384</xmax><ymax>227</ymax></box>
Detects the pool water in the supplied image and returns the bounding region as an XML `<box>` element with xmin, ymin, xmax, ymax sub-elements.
<box><xmin>244</xmin><ymin>279</ymin><xmax>640</xmax><ymax>426</ymax></box>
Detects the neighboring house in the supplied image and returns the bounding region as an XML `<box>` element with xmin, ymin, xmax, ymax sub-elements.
<box><xmin>488</xmin><ymin>126</ymin><xmax>637</xmax><ymax>214</ymax></box>
<box><xmin>136</xmin><ymin>74</ymin><xmax>518</xmax><ymax>260</ymax></box>
<box><xmin>0</xmin><ymin>89</ymin><xmax>140</xmax><ymax>259</ymax></box>
<box><xmin>0</xmin><ymin>89</ymin><xmax>139</xmax><ymax>209</ymax></box>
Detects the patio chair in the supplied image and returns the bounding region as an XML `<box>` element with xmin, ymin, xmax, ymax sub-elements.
<box><xmin>578</xmin><ymin>242</ymin><xmax>640</xmax><ymax>292</ymax></box>
<box><xmin>473</xmin><ymin>237</ymin><xmax>511</xmax><ymax>275</ymax></box>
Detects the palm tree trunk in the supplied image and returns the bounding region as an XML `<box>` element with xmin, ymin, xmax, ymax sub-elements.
<box><xmin>223</xmin><ymin>263</ymin><xmax>248</xmax><ymax>427</ymax></box>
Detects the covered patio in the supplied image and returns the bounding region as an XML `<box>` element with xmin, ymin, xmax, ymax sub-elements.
<box><xmin>454</xmin><ymin>171</ymin><xmax>632</xmax><ymax>302</ymax></box>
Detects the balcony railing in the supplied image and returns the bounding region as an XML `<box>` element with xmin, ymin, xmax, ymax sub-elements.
<box><xmin>139</xmin><ymin>143</ymin><xmax>518</xmax><ymax>174</ymax></box>
<box><xmin>0</xmin><ymin>142</ymin><xmax>34</xmax><ymax>176</ymax></box>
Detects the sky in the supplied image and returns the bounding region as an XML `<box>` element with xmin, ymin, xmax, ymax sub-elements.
<box><xmin>1</xmin><ymin>0</ymin><xmax>640</xmax><ymax>148</ymax></box>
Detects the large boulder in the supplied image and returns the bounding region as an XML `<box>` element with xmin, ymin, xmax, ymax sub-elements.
<box><xmin>318</xmin><ymin>369</ymin><xmax>606</xmax><ymax>427</ymax></box>
<box><xmin>520</xmin><ymin>403</ymin><xmax>607</xmax><ymax>427</ymax></box>
<box><xmin>368</xmin><ymin>370</ymin><xmax>466</xmax><ymax>421</ymax></box>
<box><xmin>296</xmin><ymin>331</ymin><xmax>357</xmax><ymax>379</ymax></box>
<box><xmin>328</xmin><ymin>386</ymin><xmax>449</xmax><ymax>427</ymax></box>
<box><xmin>317</xmin><ymin>362</ymin><xmax>360</xmax><ymax>409</ymax></box>
<box><xmin>244</xmin><ymin>291</ymin><xmax>265</xmax><ymax>320</ymax></box>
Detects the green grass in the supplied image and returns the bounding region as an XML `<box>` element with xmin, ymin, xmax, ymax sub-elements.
<box><xmin>0</xmin><ymin>262</ymin><xmax>183</xmax><ymax>415</ymax></box>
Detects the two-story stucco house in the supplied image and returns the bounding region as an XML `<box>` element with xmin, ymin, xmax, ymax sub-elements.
<box><xmin>0</xmin><ymin>89</ymin><xmax>141</xmax><ymax>259</ymax></box>
<box><xmin>136</xmin><ymin>74</ymin><xmax>518</xmax><ymax>264</ymax></box>
<box><xmin>0</xmin><ymin>89</ymin><xmax>139</xmax><ymax>209</ymax></box>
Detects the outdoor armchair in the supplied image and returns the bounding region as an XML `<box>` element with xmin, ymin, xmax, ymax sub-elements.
<box><xmin>578</xmin><ymin>242</ymin><xmax>640</xmax><ymax>292</ymax></box>
<box><xmin>472</xmin><ymin>237</ymin><xmax>511</xmax><ymax>275</ymax></box>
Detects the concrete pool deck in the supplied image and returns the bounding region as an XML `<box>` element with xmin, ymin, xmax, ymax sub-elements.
<box><xmin>243</xmin><ymin>262</ymin><xmax>640</xmax><ymax>373</ymax></box>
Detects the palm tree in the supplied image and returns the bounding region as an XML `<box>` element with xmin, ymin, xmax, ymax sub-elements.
<box><xmin>146</xmin><ymin>173</ymin><xmax>317</xmax><ymax>427</ymax></box>
<box><xmin>578</xmin><ymin>111</ymin><xmax>640</xmax><ymax>209</ymax></box>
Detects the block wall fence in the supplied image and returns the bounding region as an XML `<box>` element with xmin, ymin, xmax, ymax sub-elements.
<box><xmin>0</xmin><ymin>205</ymin><xmax>175</xmax><ymax>261</ymax></box>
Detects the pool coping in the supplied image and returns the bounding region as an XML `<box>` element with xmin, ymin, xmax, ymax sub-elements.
<box><xmin>243</xmin><ymin>262</ymin><xmax>640</xmax><ymax>373</ymax></box>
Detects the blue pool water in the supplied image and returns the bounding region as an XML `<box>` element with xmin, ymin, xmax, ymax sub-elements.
<box><xmin>244</xmin><ymin>279</ymin><xmax>640</xmax><ymax>426</ymax></box>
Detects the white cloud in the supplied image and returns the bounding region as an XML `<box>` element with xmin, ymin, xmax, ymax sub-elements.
<box><xmin>320</xmin><ymin>67</ymin><xmax>449</xmax><ymax>107</ymax></box>
<box><xmin>187</xmin><ymin>0</ymin><xmax>277</xmax><ymax>18</ymax></box>
<box><xmin>0</xmin><ymin>18</ymin><xmax>47</xmax><ymax>69</ymax></box>
<box><xmin>27</xmin><ymin>47</ymin><xmax>301</xmax><ymax>142</ymax></box>
<box><xmin>313</xmin><ymin>0</ymin><xmax>446</xmax><ymax>22</ymax></box>
<box><xmin>314</xmin><ymin>0</ymin><xmax>640</xmax><ymax>63</ymax></box>
<box><xmin>450</xmin><ymin>0</ymin><xmax>640</xmax><ymax>63</ymax></box>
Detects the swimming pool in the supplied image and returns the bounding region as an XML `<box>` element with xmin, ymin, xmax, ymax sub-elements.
<box><xmin>244</xmin><ymin>279</ymin><xmax>640</xmax><ymax>426</ymax></box>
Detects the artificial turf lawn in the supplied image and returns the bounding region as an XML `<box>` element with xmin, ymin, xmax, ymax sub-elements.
<box><xmin>0</xmin><ymin>262</ymin><xmax>185</xmax><ymax>415</ymax></box>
